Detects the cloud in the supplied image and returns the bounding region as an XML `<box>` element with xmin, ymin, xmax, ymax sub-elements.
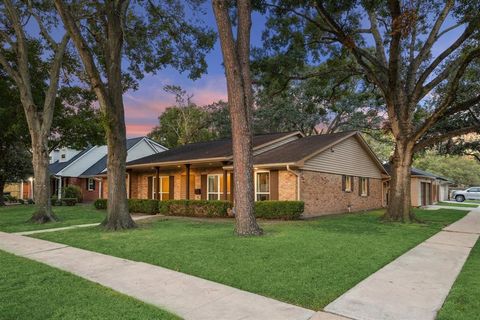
<box><xmin>124</xmin><ymin>74</ymin><xmax>227</xmax><ymax>137</ymax></box>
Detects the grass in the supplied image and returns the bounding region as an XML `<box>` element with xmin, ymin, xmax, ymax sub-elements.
<box><xmin>0</xmin><ymin>204</ymin><xmax>105</xmax><ymax>232</ymax></box>
<box><xmin>33</xmin><ymin>208</ymin><xmax>466</xmax><ymax>310</ymax></box>
<box><xmin>0</xmin><ymin>250</ymin><xmax>179</xmax><ymax>320</ymax></box>
<box><xmin>437</xmin><ymin>238</ymin><xmax>480</xmax><ymax>320</ymax></box>
<box><xmin>438</xmin><ymin>201</ymin><xmax>478</xmax><ymax>208</ymax></box>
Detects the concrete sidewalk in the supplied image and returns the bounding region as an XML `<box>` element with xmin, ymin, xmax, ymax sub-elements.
<box><xmin>0</xmin><ymin>231</ymin><xmax>314</xmax><ymax>320</ymax></box>
<box><xmin>14</xmin><ymin>214</ymin><xmax>157</xmax><ymax>236</ymax></box>
<box><xmin>325</xmin><ymin>208</ymin><xmax>480</xmax><ymax>320</ymax></box>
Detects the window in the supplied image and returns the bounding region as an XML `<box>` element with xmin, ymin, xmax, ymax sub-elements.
<box><xmin>207</xmin><ymin>174</ymin><xmax>231</xmax><ymax>200</ymax></box>
<box><xmin>152</xmin><ymin>176</ymin><xmax>170</xmax><ymax>200</ymax></box>
<box><xmin>87</xmin><ymin>178</ymin><xmax>95</xmax><ymax>191</ymax></box>
<box><xmin>343</xmin><ymin>176</ymin><xmax>353</xmax><ymax>192</ymax></box>
<box><xmin>360</xmin><ymin>177</ymin><xmax>369</xmax><ymax>196</ymax></box>
<box><xmin>255</xmin><ymin>171</ymin><xmax>270</xmax><ymax>201</ymax></box>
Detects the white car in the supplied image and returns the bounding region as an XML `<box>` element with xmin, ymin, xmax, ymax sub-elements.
<box><xmin>452</xmin><ymin>187</ymin><xmax>480</xmax><ymax>202</ymax></box>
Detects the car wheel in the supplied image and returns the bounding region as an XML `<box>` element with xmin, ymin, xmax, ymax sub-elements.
<box><xmin>455</xmin><ymin>195</ymin><xmax>465</xmax><ymax>202</ymax></box>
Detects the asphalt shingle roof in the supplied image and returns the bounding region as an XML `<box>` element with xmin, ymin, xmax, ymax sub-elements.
<box><xmin>48</xmin><ymin>148</ymin><xmax>92</xmax><ymax>175</ymax></box>
<box><xmin>127</xmin><ymin>132</ymin><xmax>298</xmax><ymax>166</ymax></box>
<box><xmin>252</xmin><ymin>131</ymin><xmax>356</xmax><ymax>164</ymax></box>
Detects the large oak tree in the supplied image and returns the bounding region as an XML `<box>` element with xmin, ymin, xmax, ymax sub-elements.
<box><xmin>54</xmin><ymin>0</ymin><xmax>215</xmax><ymax>230</ymax></box>
<box><xmin>262</xmin><ymin>0</ymin><xmax>480</xmax><ymax>221</ymax></box>
<box><xmin>212</xmin><ymin>0</ymin><xmax>263</xmax><ymax>236</ymax></box>
<box><xmin>0</xmin><ymin>0</ymin><xmax>69</xmax><ymax>222</ymax></box>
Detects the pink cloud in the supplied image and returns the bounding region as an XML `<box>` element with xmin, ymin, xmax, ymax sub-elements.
<box><xmin>124</xmin><ymin>75</ymin><xmax>227</xmax><ymax>137</ymax></box>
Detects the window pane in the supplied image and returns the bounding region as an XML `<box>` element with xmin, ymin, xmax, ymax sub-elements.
<box><xmin>161</xmin><ymin>192</ymin><xmax>170</xmax><ymax>200</ymax></box>
<box><xmin>208</xmin><ymin>193</ymin><xmax>219</xmax><ymax>200</ymax></box>
<box><xmin>208</xmin><ymin>176</ymin><xmax>218</xmax><ymax>193</ymax></box>
<box><xmin>227</xmin><ymin>174</ymin><xmax>231</xmax><ymax>193</ymax></box>
<box><xmin>257</xmin><ymin>172</ymin><xmax>269</xmax><ymax>193</ymax></box>
<box><xmin>161</xmin><ymin>177</ymin><xmax>169</xmax><ymax>193</ymax></box>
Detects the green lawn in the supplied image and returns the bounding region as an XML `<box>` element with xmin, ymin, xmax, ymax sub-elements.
<box><xmin>437</xmin><ymin>238</ymin><xmax>480</xmax><ymax>320</ymax></box>
<box><xmin>0</xmin><ymin>250</ymin><xmax>179</xmax><ymax>320</ymax></box>
<box><xmin>33</xmin><ymin>208</ymin><xmax>466</xmax><ymax>310</ymax></box>
<box><xmin>0</xmin><ymin>204</ymin><xmax>105</xmax><ymax>232</ymax></box>
<box><xmin>438</xmin><ymin>201</ymin><xmax>478</xmax><ymax>208</ymax></box>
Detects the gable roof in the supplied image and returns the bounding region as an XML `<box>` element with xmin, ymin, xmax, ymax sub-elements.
<box><xmin>127</xmin><ymin>132</ymin><xmax>302</xmax><ymax>166</ymax></box>
<box><xmin>49</xmin><ymin>148</ymin><xmax>92</xmax><ymax>175</ymax></box>
<box><xmin>50</xmin><ymin>137</ymin><xmax>166</xmax><ymax>177</ymax></box>
<box><xmin>383</xmin><ymin>164</ymin><xmax>451</xmax><ymax>181</ymax></box>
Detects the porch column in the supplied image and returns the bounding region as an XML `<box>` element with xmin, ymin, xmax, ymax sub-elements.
<box><xmin>20</xmin><ymin>180</ymin><xmax>24</xmax><ymax>200</ymax></box>
<box><xmin>185</xmin><ymin>164</ymin><xmax>191</xmax><ymax>200</ymax></box>
<box><xmin>223</xmin><ymin>170</ymin><xmax>228</xmax><ymax>200</ymax></box>
<box><xmin>57</xmin><ymin>177</ymin><xmax>62</xmax><ymax>200</ymax></box>
<box><xmin>127</xmin><ymin>170</ymin><xmax>132</xmax><ymax>199</ymax></box>
<box><xmin>155</xmin><ymin>167</ymin><xmax>160</xmax><ymax>200</ymax></box>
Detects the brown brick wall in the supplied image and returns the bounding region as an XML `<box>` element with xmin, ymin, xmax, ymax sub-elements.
<box><xmin>278</xmin><ymin>170</ymin><xmax>297</xmax><ymax>200</ymax></box>
<box><xmin>300</xmin><ymin>170</ymin><xmax>383</xmax><ymax>217</ymax></box>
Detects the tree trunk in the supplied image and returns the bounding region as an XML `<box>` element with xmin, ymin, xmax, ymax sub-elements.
<box><xmin>100</xmin><ymin>2</ymin><xmax>135</xmax><ymax>230</ymax></box>
<box><xmin>384</xmin><ymin>141</ymin><xmax>417</xmax><ymax>222</ymax></box>
<box><xmin>29</xmin><ymin>134</ymin><xmax>56</xmax><ymax>223</ymax></box>
<box><xmin>212</xmin><ymin>0</ymin><xmax>262</xmax><ymax>236</ymax></box>
<box><xmin>0</xmin><ymin>180</ymin><xmax>5</xmax><ymax>206</ymax></box>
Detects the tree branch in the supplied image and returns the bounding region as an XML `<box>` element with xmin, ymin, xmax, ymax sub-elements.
<box><xmin>367</xmin><ymin>9</ymin><xmax>387</xmax><ymax>67</ymax></box>
<box><xmin>42</xmin><ymin>33</ymin><xmax>70</xmax><ymax>133</ymax></box>
<box><xmin>414</xmin><ymin>125</ymin><xmax>480</xmax><ymax>152</ymax></box>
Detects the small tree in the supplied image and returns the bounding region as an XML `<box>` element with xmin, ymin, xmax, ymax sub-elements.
<box><xmin>212</xmin><ymin>0</ymin><xmax>263</xmax><ymax>236</ymax></box>
<box><xmin>54</xmin><ymin>0</ymin><xmax>215</xmax><ymax>230</ymax></box>
<box><xmin>148</xmin><ymin>86</ymin><xmax>215</xmax><ymax>148</ymax></box>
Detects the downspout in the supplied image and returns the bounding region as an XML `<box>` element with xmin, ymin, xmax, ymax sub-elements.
<box><xmin>286</xmin><ymin>165</ymin><xmax>301</xmax><ymax>201</ymax></box>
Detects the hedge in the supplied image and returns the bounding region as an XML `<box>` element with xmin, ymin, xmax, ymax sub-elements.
<box><xmin>160</xmin><ymin>200</ymin><xmax>232</xmax><ymax>217</ymax></box>
<box><xmin>94</xmin><ymin>198</ymin><xmax>304</xmax><ymax>219</ymax></box>
<box><xmin>51</xmin><ymin>198</ymin><xmax>77</xmax><ymax>206</ymax></box>
<box><xmin>63</xmin><ymin>185</ymin><xmax>83</xmax><ymax>202</ymax></box>
<box><xmin>254</xmin><ymin>201</ymin><xmax>304</xmax><ymax>220</ymax></box>
<box><xmin>128</xmin><ymin>199</ymin><xmax>159</xmax><ymax>215</ymax></box>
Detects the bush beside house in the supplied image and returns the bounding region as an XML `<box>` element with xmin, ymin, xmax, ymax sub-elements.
<box><xmin>94</xmin><ymin>198</ymin><xmax>304</xmax><ymax>219</ymax></box>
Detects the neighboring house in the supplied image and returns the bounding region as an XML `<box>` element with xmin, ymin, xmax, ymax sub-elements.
<box><xmin>383</xmin><ymin>165</ymin><xmax>452</xmax><ymax>207</ymax></box>
<box><xmin>122</xmin><ymin>131</ymin><xmax>389</xmax><ymax>217</ymax></box>
<box><xmin>3</xmin><ymin>180</ymin><xmax>32</xmax><ymax>200</ymax></box>
<box><xmin>49</xmin><ymin>137</ymin><xmax>167</xmax><ymax>202</ymax></box>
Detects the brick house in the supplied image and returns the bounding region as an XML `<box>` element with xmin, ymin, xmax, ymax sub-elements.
<box><xmin>49</xmin><ymin>137</ymin><xmax>167</xmax><ymax>202</ymax></box>
<box><xmin>382</xmin><ymin>165</ymin><xmax>451</xmax><ymax>207</ymax></box>
<box><xmin>123</xmin><ymin>131</ymin><xmax>390</xmax><ymax>216</ymax></box>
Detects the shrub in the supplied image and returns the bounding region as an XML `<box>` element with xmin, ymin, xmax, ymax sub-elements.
<box><xmin>27</xmin><ymin>198</ymin><xmax>34</xmax><ymax>204</ymax></box>
<box><xmin>161</xmin><ymin>200</ymin><xmax>232</xmax><ymax>217</ymax></box>
<box><xmin>94</xmin><ymin>199</ymin><xmax>107</xmax><ymax>210</ymax></box>
<box><xmin>128</xmin><ymin>199</ymin><xmax>159</xmax><ymax>214</ymax></box>
<box><xmin>63</xmin><ymin>185</ymin><xmax>83</xmax><ymax>202</ymax></box>
<box><xmin>51</xmin><ymin>197</ymin><xmax>61</xmax><ymax>206</ymax></box>
<box><xmin>18</xmin><ymin>199</ymin><xmax>25</xmax><ymax>204</ymax></box>
<box><xmin>62</xmin><ymin>198</ymin><xmax>77</xmax><ymax>206</ymax></box>
<box><xmin>254</xmin><ymin>201</ymin><xmax>304</xmax><ymax>220</ymax></box>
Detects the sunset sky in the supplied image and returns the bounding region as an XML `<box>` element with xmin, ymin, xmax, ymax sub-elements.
<box><xmin>123</xmin><ymin>6</ymin><xmax>266</xmax><ymax>137</ymax></box>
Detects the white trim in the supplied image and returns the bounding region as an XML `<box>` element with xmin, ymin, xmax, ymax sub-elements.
<box><xmin>87</xmin><ymin>178</ymin><xmax>95</xmax><ymax>191</ymax></box>
<box><xmin>254</xmin><ymin>170</ymin><xmax>270</xmax><ymax>201</ymax></box>
<box><xmin>207</xmin><ymin>174</ymin><xmax>231</xmax><ymax>201</ymax></box>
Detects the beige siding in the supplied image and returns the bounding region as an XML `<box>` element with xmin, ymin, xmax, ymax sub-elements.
<box><xmin>302</xmin><ymin>136</ymin><xmax>382</xmax><ymax>178</ymax></box>
<box><xmin>253</xmin><ymin>135</ymin><xmax>300</xmax><ymax>156</ymax></box>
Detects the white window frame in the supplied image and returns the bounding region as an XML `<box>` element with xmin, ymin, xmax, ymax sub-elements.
<box><xmin>87</xmin><ymin>178</ymin><xmax>95</xmax><ymax>191</ymax></box>
<box><xmin>207</xmin><ymin>174</ymin><xmax>220</xmax><ymax>201</ymax></box>
<box><xmin>360</xmin><ymin>177</ymin><xmax>368</xmax><ymax>196</ymax></box>
<box><xmin>152</xmin><ymin>176</ymin><xmax>170</xmax><ymax>200</ymax></box>
<box><xmin>344</xmin><ymin>176</ymin><xmax>352</xmax><ymax>192</ymax></box>
<box><xmin>255</xmin><ymin>170</ymin><xmax>270</xmax><ymax>201</ymax></box>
